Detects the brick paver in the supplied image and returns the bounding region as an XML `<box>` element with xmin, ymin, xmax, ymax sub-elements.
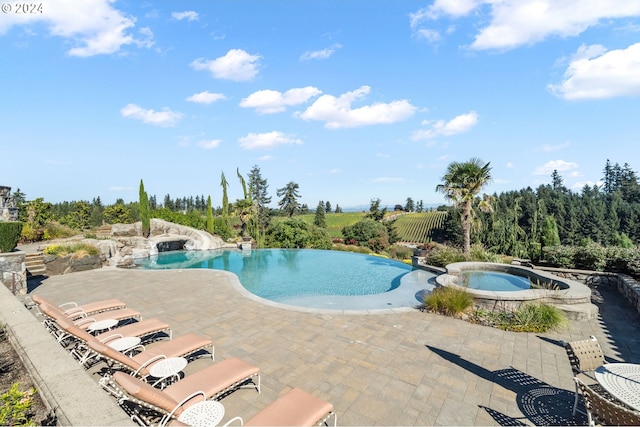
<box><xmin>29</xmin><ymin>267</ymin><xmax>639</xmax><ymax>426</ymax></box>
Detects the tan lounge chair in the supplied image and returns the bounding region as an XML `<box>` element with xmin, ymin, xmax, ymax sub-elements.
<box><xmin>29</xmin><ymin>293</ymin><xmax>127</xmax><ymax>316</ymax></box>
<box><xmin>88</xmin><ymin>334</ymin><xmax>214</xmax><ymax>381</ymax></box>
<box><xmin>575</xmin><ymin>377</ymin><xmax>640</xmax><ymax>426</ymax></box>
<box><xmin>106</xmin><ymin>358</ymin><xmax>260</xmax><ymax>426</ymax></box>
<box><xmin>37</xmin><ymin>301</ymin><xmax>141</xmax><ymax>331</ymax></box>
<box><xmin>227</xmin><ymin>387</ymin><xmax>336</xmax><ymax>427</ymax></box>
<box><xmin>54</xmin><ymin>317</ymin><xmax>172</xmax><ymax>365</ymax></box>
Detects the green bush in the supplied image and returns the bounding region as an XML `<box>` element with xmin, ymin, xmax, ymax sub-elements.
<box><xmin>468</xmin><ymin>243</ymin><xmax>503</xmax><ymax>263</ymax></box>
<box><xmin>510</xmin><ymin>303</ymin><xmax>567</xmax><ymax>332</ymax></box>
<box><xmin>0</xmin><ymin>382</ymin><xmax>36</xmax><ymax>426</ymax></box>
<box><xmin>423</xmin><ymin>243</ymin><xmax>466</xmax><ymax>267</ymax></box>
<box><xmin>542</xmin><ymin>245</ymin><xmax>576</xmax><ymax>268</ymax></box>
<box><xmin>542</xmin><ymin>244</ymin><xmax>640</xmax><ymax>273</ymax></box>
<box><xmin>386</xmin><ymin>245</ymin><xmax>413</xmax><ymax>260</ymax></box>
<box><xmin>42</xmin><ymin>222</ymin><xmax>76</xmax><ymax>240</ymax></box>
<box><xmin>341</xmin><ymin>219</ymin><xmax>389</xmax><ymax>252</ymax></box>
<box><xmin>0</xmin><ymin>222</ymin><xmax>22</xmax><ymax>252</ymax></box>
<box><xmin>331</xmin><ymin>243</ymin><xmax>372</xmax><ymax>254</ymax></box>
<box><xmin>266</xmin><ymin>218</ymin><xmax>332</xmax><ymax>249</ymax></box>
<box><xmin>43</xmin><ymin>243</ymin><xmax>100</xmax><ymax>258</ymax></box>
<box><xmin>423</xmin><ymin>286</ymin><xmax>473</xmax><ymax>316</ymax></box>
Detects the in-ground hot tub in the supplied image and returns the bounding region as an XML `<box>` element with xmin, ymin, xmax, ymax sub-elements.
<box><xmin>436</xmin><ymin>262</ymin><xmax>594</xmax><ymax>317</ymax></box>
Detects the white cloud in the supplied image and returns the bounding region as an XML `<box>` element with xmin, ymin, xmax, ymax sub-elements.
<box><xmin>541</xmin><ymin>142</ymin><xmax>571</xmax><ymax>152</ymax></box>
<box><xmin>238</xmin><ymin>131</ymin><xmax>302</xmax><ymax>150</ymax></box>
<box><xmin>533</xmin><ymin>160</ymin><xmax>579</xmax><ymax>176</ymax></box>
<box><xmin>506</xmin><ymin>162</ymin><xmax>515</xmax><ymax>168</ymax></box>
<box><xmin>409</xmin><ymin>1</ymin><xmax>640</xmax><ymax>51</ymax></box>
<box><xmin>172</xmin><ymin>11</ymin><xmax>199</xmax><ymax>21</ymax></box>
<box><xmin>296</xmin><ymin>86</ymin><xmax>416</xmax><ymax>129</ymax></box>
<box><xmin>0</xmin><ymin>0</ymin><xmax>153</xmax><ymax>56</ymax></box>
<box><xmin>548</xmin><ymin>43</ymin><xmax>640</xmax><ymax>100</ymax></box>
<box><xmin>120</xmin><ymin>103</ymin><xmax>182</xmax><ymax>127</ymax></box>
<box><xmin>190</xmin><ymin>49</ymin><xmax>261</xmax><ymax>81</ymax></box>
<box><xmin>258</xmin><ymin>155</ymin><xmax>274</xmax><ymax>161</ymax></box>
<box><xmin>415</xmin><ymin>29</ymin><xmax>442</xmax><ymax>43</ymax></box>
<box><xmin>186</xmin><ymin>91</ymin><xmax>227</xmax><ymax>104</ymax></box>
<box><xmin>240</xmin><ymin>87</ymin><xmax>322</xmax><ymax>114</ymax></box>
<box><xmin>197</xmin><ymin>139</ymin><xmax>221</xmax><ymax>149</ymax></box>
<box><xmin>300</xmin><ymin>44</ymin><xmax>342</xmax><ymax>61</ymax></box>
<box><xmin>330</xmin><ymin>168</ymin><xmax>342</xmax><ymax>174</ymax></box>
<box><xmin>410</xmin><ymin>111</ymin><xmax>478</xmax><ymax>140</ymax></box>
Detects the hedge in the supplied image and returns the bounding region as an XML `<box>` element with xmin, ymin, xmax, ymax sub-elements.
<box><xmin>0</xmin><ymin>222</ymin><xmax>22</xmax><ymax>253</ymax></box>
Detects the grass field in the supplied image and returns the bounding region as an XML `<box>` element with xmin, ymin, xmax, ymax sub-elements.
<box><xmin>271</xmin><ymin>210</ymin><xmax>447</xmax><ymax>243</ymax></box>
<box><xmin>273</xmin><ymin>212</ymin><xmax>367</xmax><ymax>238</ymax></box>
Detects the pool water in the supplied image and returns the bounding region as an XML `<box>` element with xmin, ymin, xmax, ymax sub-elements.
<box><xmin>461</xmin><ymin>270</ymin><xmax>531</xmax><ymax>291</ymax></box>
<box><xmin>135</xmin><ymin>248</ymin><xmax>415</xmax><ymax>304</ymax></box>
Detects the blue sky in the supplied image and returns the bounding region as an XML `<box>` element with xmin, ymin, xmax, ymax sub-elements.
<box><xmin>2</xmin><ymin>1</ymin><xmax>640</xmax><ymax>210</ymax></box>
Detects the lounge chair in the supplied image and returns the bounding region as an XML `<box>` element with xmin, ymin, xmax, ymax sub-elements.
<box><xmin>37</xmin><ymin>301</ymin><xmax>141</xmax><ymax>332</ymax></box>
<box><xmin>105</xmin><ymin>358</ymin><xmax>260</xmax><ymax>426</ymax></box>
<box><xmin>28</xmin><ymin>293</ymin><xmax>127</xmax><ymax>317</ymax></box>
<box><xmin>562</xmin><ymin>336</ymin><xmax>606</xmax><ymax>415</ymax></box>
<box><xmin>575</xmin><ymin>377</ymin><xmax>640</xmax><ymax>426</ymax></box>
<box><xmin>54</xmin><ymin>317</ymin><xmax>172</xmax><ymax>365</ymax></box>
<box><xmin>226</xmin><ymin>387</ymin><xmax>336</xmax><ymax>426</ymax></box>
<box><xmin>87</xmin><ymin>334</ymin><xmax>214</xmax><ymax>382</ymax></box>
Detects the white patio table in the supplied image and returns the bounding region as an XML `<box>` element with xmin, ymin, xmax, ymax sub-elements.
<box><xmin>595</xmin><ymin>363</ymin><xmax>640</xmax><ymax>411</ymax></box>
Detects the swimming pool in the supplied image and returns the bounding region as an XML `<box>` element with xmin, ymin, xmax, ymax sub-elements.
<box><xmin>461</xmin><ymin>270</ymin><xmax>531</xmax><ymax>291</ymax></box>
<box><xmin>135</xmin><ymin>248</ymin><xmax>434</xmax><ymax>311</ymax></box>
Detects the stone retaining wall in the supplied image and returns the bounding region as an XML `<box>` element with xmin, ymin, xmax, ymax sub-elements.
<box><xmin>0</xmin><ymin>251</ymin><xmax>26</xmax><ymax>294</ymax></box>
<box><xmin>537</xmin><ymin>267</ymin><xmax>640</xmax><ymax>316</ymax></box>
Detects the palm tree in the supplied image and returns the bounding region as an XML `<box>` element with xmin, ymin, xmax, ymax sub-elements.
<box><xmin>436</xmin><ymin>158</ymin><xmax>492</xmax><ymax>255</ymax></box>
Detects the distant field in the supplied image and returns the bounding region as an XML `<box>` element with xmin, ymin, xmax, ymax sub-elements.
<box><xmin>392</xmin><ymin>211</ymin><xmax>448</xmax><ymax>244</ymax></box>
<box><xmin>271</xmin><ymin>211</ymin><xmax>447</xmax><ymax>243</ymax></box>
<box><xmin>278</xmin><ymin>212</ymin><xmax>366</xmax><ymax>238</ymax></box>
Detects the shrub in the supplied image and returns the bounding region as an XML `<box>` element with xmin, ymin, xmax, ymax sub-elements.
<box><xmin>424</xmin><ymin>243</ymin><xmax>466</xmax><ymax>267</ymax></box>
<box><xmin>341</xmin><ymin>219</ymin><xmax>389</xmax><ymax>252</ymax></box>
<box><xmin>468</xmin><ymin>244</ymin><xmax>502</xmax><ymax>263</ymax></box>
<box><xmin>19</xmin><ymin>223</ymin><xmax>42</xmax><ymax>244</ymax></box>
<box><xmin>542</xmin><ymin>245</ymin><xmax>576</xmax><ymax>268</ymax></box>
<box><xmin>42</xmin><ymin>222</ymin><xmax>76</xmax><ymax>240</ymax></box>
<box><xmin>387</xmin><ymin>245</ymin><xmax>413</xmax><ymax>260</ymax></box>
<box><xmin>43</xmin><ymin>243</ymin><xmax>100</xmax><ymax>258</ymax></box>
<box><xmin>266</xmin><ymin>218</ymin><xmax>332</xmax><ymax>249</ymax></box>
<box><xmin>510</xmin><ymin>303</ymin><xmax>567</xmax><ymax>332</ymax></box>
<box><xmin>331</xmin><ymin>243</ymin><xmax>371</xmax><ymax>254</ymax></box>
<box><xmin>423</xmin><ymin>286</ymin><xmax>473</xmax><ymax>316</ymax></box>
<box><xmin>0</xmin><ymin>222</ymin><xmax>22</xmax><ymax>253</ymax></box>
<box><xmin>0</xmin><ymin>382</ymin><xmax>36</xmax><ymax>426</ymax></box>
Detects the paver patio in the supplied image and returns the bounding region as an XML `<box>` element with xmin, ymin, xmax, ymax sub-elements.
<box><xmin>26</xmin><ymin>266</ymin><xmax>640</xmax><ymax>426</ymax></box>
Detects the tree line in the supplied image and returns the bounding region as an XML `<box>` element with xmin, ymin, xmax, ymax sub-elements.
<box><xmin>438</xmin><ymin>159</ymin><xmax>640</xmax><ymax>260</ymax></box>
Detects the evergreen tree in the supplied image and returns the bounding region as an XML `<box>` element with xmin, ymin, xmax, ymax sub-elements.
<box><xmin>277</xmin><ymin>181</ymin><xmax>301</xmax><ymax>217</ymax></box>
<box><xmin>541</xmin><ymin>215</ymin><xmax>560</xmax><ymax>247</ymax></box>
<box><xmin>314</xmin><ymin>200</ymin><xmax>326</xmax><ymax>228</ymax></box>
<box><xmin>405</xmin><ymin>197</ymin><xmax>415</xmax><ymax>212</ymax></box>
<box><xmin>139</xmin><ymin>180</ymin><xmax>150</xmax><ymax>237</ymax></box>
<box><xmin>248</xmin><ymin>165</ymin><xmax>272</xmax><ymax>230</ymax></box>
<box><xmin>220</xmin><ymin>172</ymin><xmax>229</xmax><ymax>217</ymax></box>
<box><xmin>366</xmin><ymin>198</ymin><xmax>386</xmax><ymax>221</ymax></box>
<box><xmin>206</xmin><ymin>195</ymin><xmax>214</xmax><ymax>235</ymax></box>
<box><xmin>325</xmin><ymin>200</ymin><xmax>332</xmax><ymax>213</ymax></box>
<box><xmin>335</xmin><ymin>204</ymin><xmax>343</xmax><ymax>213</ymax></box>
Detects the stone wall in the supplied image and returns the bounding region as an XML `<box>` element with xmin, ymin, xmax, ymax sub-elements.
<box><xmin>539</xmin><ymin>266</ymin><xmax>640</xmax><ymax>316</ymax></box>
<box><xmin>0</xmin><ymin>251</ymin><xmax>26</xmax><ymax>294</ymax></box>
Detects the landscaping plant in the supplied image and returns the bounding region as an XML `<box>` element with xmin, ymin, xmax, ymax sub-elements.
<box><xmin>423</xmin><ymin>286</ymin><xmax>473</xmax><ymax>317</ymax></box>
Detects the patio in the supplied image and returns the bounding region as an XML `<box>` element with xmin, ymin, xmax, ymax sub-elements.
<box><xmin>17</xmin><ymin>267</ymin><xmax>640</xmax><ymax>425</ymax></box>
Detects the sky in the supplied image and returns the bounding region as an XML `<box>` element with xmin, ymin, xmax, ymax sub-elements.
<box><xmin>2</xmin><ymin>1</ymin><xmax>640</xmax><ymax>210</ymax></box>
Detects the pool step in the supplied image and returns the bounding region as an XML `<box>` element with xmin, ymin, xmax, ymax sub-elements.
<box><xmin>555</xmin><ymin>302</ymin><xmax>599</xmax><ymax>321</ymax></box>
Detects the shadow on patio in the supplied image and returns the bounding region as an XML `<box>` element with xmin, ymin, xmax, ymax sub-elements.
<box><xmin>427</xmin><ymin>345</ymin><xmax>588</xmax><ymax>426</ymax></box>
